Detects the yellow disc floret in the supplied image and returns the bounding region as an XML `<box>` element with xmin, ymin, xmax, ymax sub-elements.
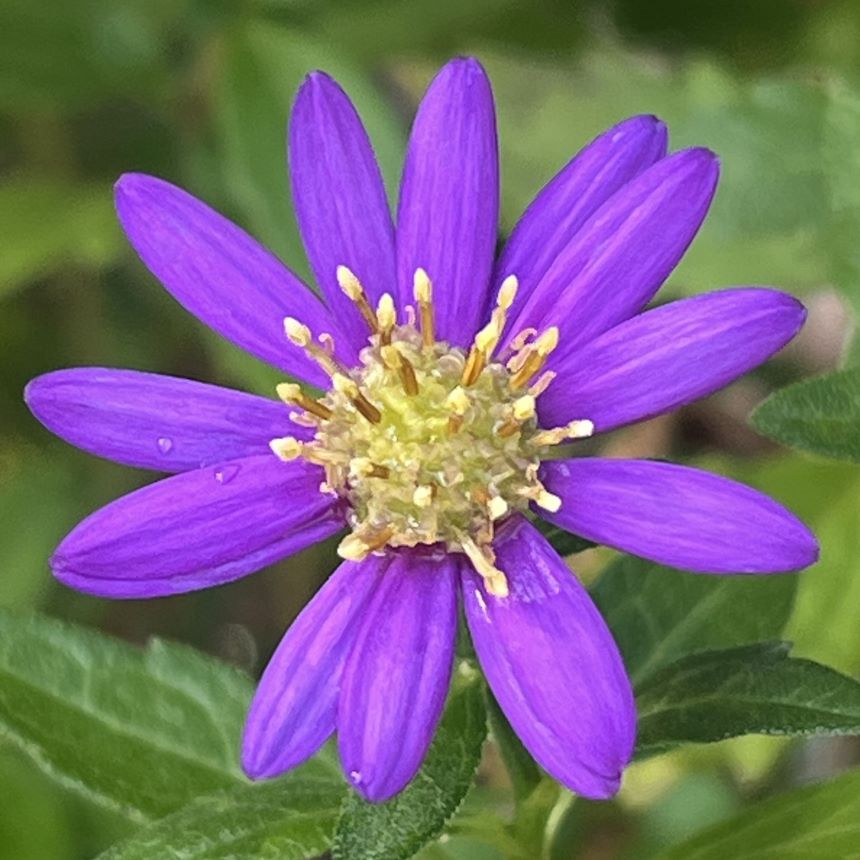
<box><xmin>271</xmin><ymin>267</ymin><xmax>593</xmax><ymax>598</ymax></box>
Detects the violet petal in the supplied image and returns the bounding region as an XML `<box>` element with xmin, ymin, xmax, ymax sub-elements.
<box><xmin>289</xmin><ymin>72</ymin><xmax>396</xmax><ymax>352</ymax></box>
<box><xmin>541</xmin><ymin>288</ymin><xmax>806</xmax><ymax>431</ymax></box>
<box><xmin>25</xmin><ymin>367</ymin><xmax>309</xmax><ymax>473</ymax></box>
<box><xmin>495</xmin><ymin>115</ymin><xmax>667</xmax><ymax>308</ymax></box>
<box><xmin>338</xmin><ymin>551</ymin><xmax>458</xmax><ymax>802</ymax></box>
<box><xmin>541</xmin><ymin>458</ymin><xmax>819</xmax><ymax>573</ymax></box>
<box><xmin>506</xmin><ymin>148</ymin><xmax>719</xmax><ymax>361</ymax></box>
<box><xmin>242</xmin><ymin>555</ymin><xmax>386</xmax><ymax>779</ymax></box>
<box><xmin>115</xmin><ymin>174</ymin><xmax>348</xmax><ymax>385</ymax></box>
<box><xmin>396</xmin><ymin>58</ymin><xmax>499</xmax><ymax>346</ymax></box>
<box><xmin>52</xmin><ymin>456</ymin><xmax>343</xmax><ymax>597</ymax></box>
<box><xmin>463</xmin><ymin>515</ymin><xmax>635</xmax><ymax>799</ymax></box>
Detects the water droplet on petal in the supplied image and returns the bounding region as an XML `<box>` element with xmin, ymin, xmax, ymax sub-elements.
<box><xmin>349</xmin><ymin>770</ymin><xmax>362</xmax><ymax>785</ymax></box>
<box><xmin>156</xmin><ymin>436</ymin><xmax>173</xmax><ymax>454</ymax></box>
<box><xmin>214</xmin><ymin>464</ymin><xmax>240</xmax><ymax>484</ymax></box>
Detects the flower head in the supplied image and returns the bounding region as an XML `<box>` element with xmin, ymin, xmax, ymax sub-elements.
<box><xmin>25</xmin><ymin>58</ymin><xmax>818</xmax><ymax>803</ymax></box>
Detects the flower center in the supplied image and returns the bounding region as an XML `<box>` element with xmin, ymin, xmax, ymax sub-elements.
<box><xmin>269</xmin><ymin>267</ymin><xmax>593</xmax><ymax>597</ymax></box>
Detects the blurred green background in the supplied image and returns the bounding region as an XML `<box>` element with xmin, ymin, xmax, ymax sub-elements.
<box><xmin>3</xmin><ymin>1</ymin><xmax>860</xmax><ymax>858</ymax></box>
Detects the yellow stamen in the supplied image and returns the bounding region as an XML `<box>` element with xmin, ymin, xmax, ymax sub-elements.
<box><xmin>445</xmin><ymin>386</ymin><xmax>470</xmax><ymax>416</ymax></box>
<box><xmin>380</xmin><ymin>345</ymin><xmax>419</xmax><ymax>395</ymax></box>
<box><xmin>337</xmin><ymin>533</ymin><xmax>370</xmax><ymax>561</ymax></box>
<box><xmin>487</xmin><ymin>495</ymin><xmax>508</xmax><ymax>520</ymax></box>
<box><xmin>496</xmin><ymin>274</ymin><xmax>519</xmax><ymax>311</ymax></box>
<box><xmin>350</xmin><ymin>457</ymin><xmax>391</xmax><ymax>479</ymax></box>
<box><xmin>269</xmin><ymin>436</ymin><xmax>303</xmax><ymax>461</ymax></box>
<box><xmin>276</xmin><ymin>382</ymin><xmax>333</xmax><ymax>421</ymax></box>
<box><xmin>332</xmin><ymin>373</ymin><xmax>382</xmax><ymax>423</ymax></box>
<box><xmin>413</xmin><ymin>485</ymin><xmax>434</xmax><ymax>507</ymax></box>
<box><xmin>535</xmin><ymin>489</ymin><xmax>562</xmax><ymax>513</ymax></box>
<box><xmin>512</xmin><ymin>394</ymin><xmax>536</xmax><ymax>421</ymax></box>
<box><xmin>376</xmin><ymin>293</ymin><xmax>396</xmax><ymax>345</ymax></box>
<box><xmin>532</xmin><ymin>418</ymin><xmax>595</xmax><ymax>446</ymax></box>
<box><xmin>461</xmin><ymin>536</ymin><xmax>509</xmax><ymax>598</ymax></box>
<box><xmin>413</xmin><ymin>268</ymin><xmax>435</xmax><ymax>347</ymax></box>
<box><xmin>337</xmin><ymin>265</ymin><xmax>378</xmax><ymax>333</ymax></box>
<box><xmin>284</xmin><ymin>317</ymin><xmax>345</xmax><ymax>377</ymax></box>
<box><xmin>510</xmin><ymin>326</ymin><xmax>559</xmax><ymax>389</ymax></box>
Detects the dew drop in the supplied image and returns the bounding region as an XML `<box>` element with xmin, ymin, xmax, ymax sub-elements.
<box><xmin>214</xmin><ymin>464</ymin><xmax>240</xmax><ymax>484</ymax></box>
<box><xmin>156</xmin><ymin>436</ymin><xmax>174</xmax><ymax>455</ymax></box>
<box><xmin>348</xmin><ymin>770</ymin><xmax>363</xmax><ymax>785</ymax></box>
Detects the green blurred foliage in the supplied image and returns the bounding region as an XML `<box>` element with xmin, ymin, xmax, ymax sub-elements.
<box><xmin>3</xmin><ymin>0</ymin><xmax>860</xmax><ymax>858</ymax></box>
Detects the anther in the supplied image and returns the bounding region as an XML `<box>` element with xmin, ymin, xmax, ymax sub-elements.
<box><xmin>337</xmin><ymin>533</ymin><xmax>369</xmax><ymax>561</ymax></box>
<box><xmin>269</xmin><ymin>436</ymin><xmax>303</xmax><ymax>461</ymax></box>
<box><xmin>496</xmin><ymin>417</ymin><xmax>521</xmax><ymax>438</ymax></box>
<box><xmin>445</xmin><ymin>386</ymin><xmax>470</xmax><ymax>416</ymax></box>
<box><xmin>535</xmin><ymin>489</ymin><xmax>562</xmax><ymax>513</ymax></box>
<box><xmin>487</xmin><ymin>495</ymin><xmax>509</xmax><ymax>520</ymax></box>
<box><xmin>531</xmin><ymin>418</ymin><xmax>595</xmax><ymax>446</ymax></box>
<box><xmin>376</xmin><ymin>293</ymin><xmax>396</xmax><ymax>345</ymax></box>
<box><xmin>512</xmin><ymin>394</ymin><xmax>536</xmax><ymax>421</ymax></box>
<box><xmin>332</xmin><ymin>373</ymin><xmax>382</xmax><ymax>423</ymax></box>
<box><xmin>510</xmin><ymin>326</ymin><xmax>559</xmax><ymax>389</ymax></box>
<box><xmin>413</xmin><ymin>268</ymin><xmax>435</xmax><ymax>347</ymax></box>
<box><xmin>461</xmin><ymin>536</ymin><xmax>509</xmax><ymax>598</ymax></box>
<box><xmin>276</xmin><ymin>382</ymin><xmax>333</xmax><ymax>421</ymax></box>
<box><xmin>380</xmin><ymin>345</ymin><xmax>419</xmax><ymax>396</ymax></box>
<box><xmin>284</xmin><ymin>317</ymin><xmax>345</xmax><ymax>377</ymax></box>
<box><xmin>350</xmin><ymin>457</ymin><xmax>391</xmax><ymax>479</ymax></box>
<box><xmin>413</xmin><ymin>485</ymin><xmax>434</xmax><ymax>507</ymax></box>
<box><xmin>497</xmin><ymin>274</ymin><xmax>519</xmax><ymax>311</ymax></box>
<box><xmin>337</xmin><ymin>265</ymin><xmax>378</xmax><ymax>333</ymax></box>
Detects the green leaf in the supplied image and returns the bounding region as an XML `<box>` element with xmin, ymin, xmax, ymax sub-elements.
<box><xmin>97</xmin><ymin>774</ymin><xmax>345</xmax><ymax>860</ymax></box>
<box><xmin>0</xmin><ymin>177</ymin><xmax>123</xmax><ymax>298</ymax></box>
<box><xmin>656</xmin><ymin>766</ymin><xmax>860</xmax><ymax>860</ymax></box>
<box><xmin>531</xmin><ymin>518</ymin><xmax>596</xmax><ymax>556</ymax></box>
<box><xmin>0</xmin><ymin>610</ymin><xmax>253</xmax><ymax>822</ymax></box>
<box><xmin>751</xmin><ymin>368</ymin><xmax>860</xmax><ymax>462</ymax></box>
<box><xmin>332</xmin><ymin>666</ymin><xmax>487</xmax><ymax>860</ymax></box>
<box><xmin>636</xmin><ymin>642</ymin><xmax>860</xmax><ymax>754</ymax></box>
<box><xmin>591</xmin><ymin>554</ymin><xmax>797</xmax><ymax>685</ymax></box>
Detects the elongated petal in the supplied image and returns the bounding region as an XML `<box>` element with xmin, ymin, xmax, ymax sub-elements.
<box><xmin>540</xmin><ymin>289</ymin><xmax>806</xmax><ymax>431</ymax></box>
<box><xmin>495</xmin><ymin>115</ymin><xmax>667</xmax><ymax>304</ymax></box>
<box><xmin>115</xmin><ymin>174</ymin><xmax>347</xmax><ymax>386</ymax></box>
<box><xmin>541</xmin><ymin>459</ymin><xmax>819</xmax><ymax>573</ymax></box>
<box><xmin>25</xmin><ymin>368</ymin><xmax>308</xmax><ymax>473</ymax></box>
<box><xmin>243</xmin><ymin>555</ymin><xmax>386</xmax><ymax>779</ymax></box>
<box><xmin>52</xmin><ymin>456</ymin><xmax>343</xmax><ymax>597</ymax></box>
<box><xmin>396</xmin><ymin>58</ymin><xmax>499</xmax><ymax>346</ymax></box>
<box><xmin>463</xmin><ymin>516</ymin><xmax>635</xmax><ymax>799</ymax></box>
<box><xmin>338</xmin><ymin>551</ymin><xmax>457</xmax><ymax>801</ymax></box>
<box><xmin>506</xmin><ymin>149</ymin><xmax>719</xmax><ymax>359</ymax></box>
<box><xmin>290</xmin><ymin>72</ymin><xmax>396</xmax><ymax>351</ymax></box>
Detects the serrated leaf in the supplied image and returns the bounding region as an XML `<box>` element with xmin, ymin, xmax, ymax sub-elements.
<box><xmin>0</xmin><ymin>610</ymin><xmax>254</xmax><ymax>821</ymax></box>
<box><xmin>591</xmin><ymin>554</ymin><xmax>797</xmax><ymax>685</ymax></box>
<box><xmin>751</xmin><ymin>368</ymin><xmax>860</xmax><ymax>463</ymax></box>
<box><xmin>656</xmin><ymin>766</ymin><xmax>860</xmax><ymax>860</ymax></box>
<box><xmin>0</xmin><ymin>177</ymin><xmax>123</xmax><ymax>298</ymax></box>
<box><xmin>332</xmin><ymin>667</ymin><xmax>487</xmax><ymax>860</ymax></box>
<box><xmin>636</xmin><ymin>642</ymin><xmax>860</xmax><ymax>754</ymax></box>
<box><xmin>531</xmin><ymin>518</ymin><xmax>596</xmax><ymax>556</ymax></box>
<box><xmin>97</xmin><ymin>774</ymin><xmax>345</xmax><ymax>860</ymax></box>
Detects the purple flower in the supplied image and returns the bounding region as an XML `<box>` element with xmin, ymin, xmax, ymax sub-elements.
<box><xmin>25</xmin><ymin>58</ymin><xmax>818</xmax><ymax>803</ymax></box>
